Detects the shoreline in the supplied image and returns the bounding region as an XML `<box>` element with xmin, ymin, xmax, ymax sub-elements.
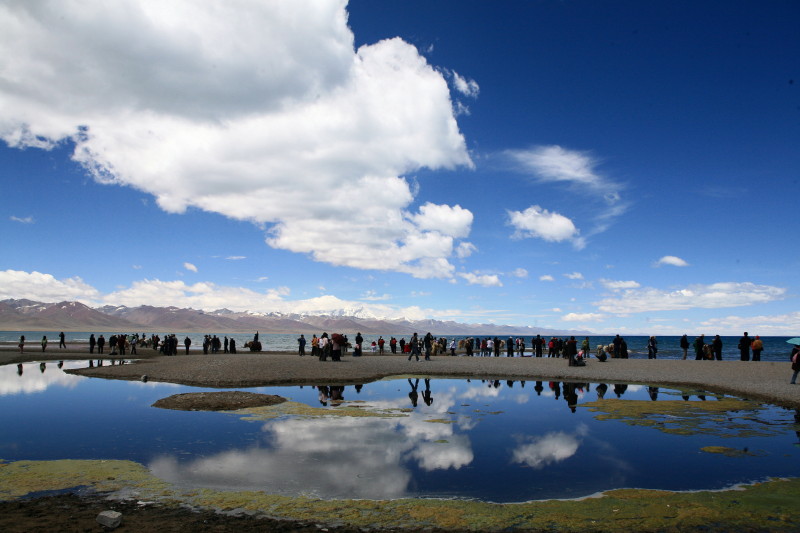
<box><xmin>4</xmin><ymin>348</ymin><xmax>798</xmax><ymax>409</ymax></box>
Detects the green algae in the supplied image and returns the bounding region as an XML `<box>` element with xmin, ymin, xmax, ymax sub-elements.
<box><xmin>235</xmin><ymin>400</ymin><xmax>408</xmax><ymax>422</ymax></box>
<box><xmin>1</xmin><ymin>458</ymin><xmax>798</xmax><ymax>531</ymax></box>
<box><xmin>581</xmin><ymin>398</ymin><xmax>785</xmax><ymax>438</ymax></box>
<box><xmin>701</xmin><ymin>446</ymin><xmax>764</xmax><ymax>457</ymax></box>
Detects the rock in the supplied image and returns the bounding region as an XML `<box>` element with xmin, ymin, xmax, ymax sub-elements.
<box><xmin>96</xmin><ymin>510</ymin><xmax>123</xmax><ymax>528</ymax></box>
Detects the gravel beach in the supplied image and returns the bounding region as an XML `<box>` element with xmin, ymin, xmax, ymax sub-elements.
<box><xmin>4</xmin><ymin>347</ymin><xmax>797</xmax><ymax>408</ymax></box>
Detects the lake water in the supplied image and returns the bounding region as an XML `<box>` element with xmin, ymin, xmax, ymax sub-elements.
<box><xmin>2</xmin><ymin>360</ymin><xmax>799</xmax><ymax>502</ymax></box>
<box><xmin>2</xmin><ymin>332</ymin><xmax>796</xmax><ymax>362</ymax></box>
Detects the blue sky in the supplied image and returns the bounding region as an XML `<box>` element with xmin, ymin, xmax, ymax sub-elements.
<box><xmin>1</xmin><ymin>0</ymin><xmax>798</xmax><ymax>335</ymax></box>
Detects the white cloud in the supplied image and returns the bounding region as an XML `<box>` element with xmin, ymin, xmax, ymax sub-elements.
<box><xmin>507</xmin><ymin>205</ymin><xmax>579</xmax><ymax>243</ymax></box>
<box><xmin>458</xmin><ymin>272</ymin><xmax>503</xmax><ymax>287</ymax></box>
<box><xmin>594</xmin><ymin>282</ymin><xmax>786</xmax><ymax>314</ymax></box>
<box><xmin>410</xmin><ymin>203</ymin><xmax>473</xmax><ymax>239</ymax></box>
<box><xmin>655</xmin><ymin>255</ymin><xmax>689</xmax><ymax>267</ymax></box>
<box><xmin>564</xmin><ymin>272</ymin><xmax>583</xmax><ymax>280</ymax></box>
<box><xmin>183</xmin><ymin>262</ymin><xmax>198</xmax><ymax>273</ymax></box>
<box><xmin>451</xmin><ymin>71</ymin><xmax>480</xmax><ymax>97</ymax></box>
<box><xmin>361</xmin><ymin>290</ymin><xmax>391</xmax><ymax>301</ymax></box>
<box><xmin>511</xmin><ymin>268</ymin><xmax>528</xmax><ymax>278</ymax></box>
<box><xmin>10</xmin><ymin>215</ymin><xmax>34</xmax><ymax>224</ymax></box>
<box><xmin>562</xmin><ymin>312</ymin><xmax>606</xmax><ymax>322</ymax></box>
<box><xmin>0</xmin><ymin>0</ymin><xmax>473</xmax><ymax>280</ymax></box>
<box><xmin>508</xmin><ymin>145</ymin><xmax>608</xmax><ymax>191</ymax></box>
<box><xmin>539</xmin><ymin>274</ymin><xmax>555</xmax><ymax>282</ymax></box>
<box><xmin>455</xmin><ymin>241</ymin><xmax>476</xmax><ymax>259</ymax></box>
<box><xmin>700</xmin><ymin>311</ymin><xmax>800</xmax><ymax>336</ymax></box>
<box><xmin>600</xmin><ymin>279</ymin><xmax>641</xmax><ymax>290</ymax></box>
<box><xmin>0</xmin><ymin>269</ymin><xmax>100</xmax><ymax>303</ymax></box>
<box><xmin>226</xmin><ymin>256</ymin><xmax>246</xmax><ymax>261</ymax></box>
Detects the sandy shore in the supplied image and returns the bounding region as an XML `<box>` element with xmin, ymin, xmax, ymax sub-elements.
<box><xmin>4</xmin><ymin>347</ymin><xmax>798</xmax><ymax>409</ymax></box>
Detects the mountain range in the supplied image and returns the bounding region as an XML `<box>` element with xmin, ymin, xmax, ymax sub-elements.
<box><xmin>0</xmin><ymin>299</ymin><xmax>591</xmax><ymax>336</ymax></box>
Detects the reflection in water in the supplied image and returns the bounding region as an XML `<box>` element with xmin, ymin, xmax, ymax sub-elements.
<box><xmin>512</xmin><ymin>424</ymin><xmax>588</xmax><ymax>469</ymax></box>
<box><xmin>150</xmin><ymin>383</ymin><xmax>473</xmax><ymax>499</ymax></box>
<box><xmin>1</xmin><ymin>372</ymin><xmax>798</xmax><ymax>502</ymax></box>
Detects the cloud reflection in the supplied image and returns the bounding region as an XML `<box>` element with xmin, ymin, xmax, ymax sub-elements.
<box><xmin>0</xmin><ymin>361</ymin><xmax>83</xmax><ymax>395</ymax></box>
<box><xmin>512</xmin><ymin>430</ymin><xmax>583</xmax><ymax>469</ymax></box>
<box><xmin>149</xmin><ymin>399</ymin><xmax>474</xmax><ymax>499</ymax></box>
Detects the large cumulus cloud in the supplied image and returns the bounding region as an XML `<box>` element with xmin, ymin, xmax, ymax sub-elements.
<box><xmin>0</xmin><ymin>0</ymin><xmax>474</xmax><ymax>279</ymax></box>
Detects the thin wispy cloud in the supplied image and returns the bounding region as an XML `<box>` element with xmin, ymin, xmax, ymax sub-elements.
<box><xmin>505</xmin><ymin>145</ymin><xmax>628</xmax><ymax>244</ymax></box>
<box><xmin>655</xmin><ymin>255</ymin><xmax>689</xmax><ymax>267</ymax></box>
<box><xmin>594</xmin><ymin>282</ymin><xmax>785</xmax><ymax>314</ymax></box>
<box><xmin>183</xmin><ymin>262</ymin><xmax>198</xmax><ymax>273</ymax></box>
<box><xmin>10</xmin><ymin>215</ymin><xmax>34</xmax><ymax>224</ymax></box>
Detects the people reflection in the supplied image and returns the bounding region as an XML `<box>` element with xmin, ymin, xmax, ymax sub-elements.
<box><xmin>422</xmin><ymin>378</ymin><xmax>433</xmax><ymax>406</ymax></box>
<box><xmin>549</xmin><ymin>381</ymin><xmax>561</xmax><ymax>400</ymax></box>
<box><xmin>330</xmin><ymin>385</ymin><xmax>344</xmax><ymax>403</ymax></box>
<box><xmin>595</xmin><ymin>383</ymin><xmax>608</xmax><ymax>399</ymax></box>
<box><xmin>354</xmin><ymin>384</ymin><xmax>363</xmax><ymax>394</ymax></box>
<box><xmin>563</xmin><ymin>382</ymin><xmax>579</xmax><ymax>412</ymax></box>
<box><xmin>408</xmin><ymin>378</ymin><xmax>419</xmax><ymax>407</ymax></box>
<box><xmin>613</xmin><ymin>383</ymin><xmax>627</xmax><ymax>398</ymax></box>
<box><xmin>17</xmin><ymin>363</ymin><xmax>23</xmax><ymax>376</ymax></box>
<box><xmin>534</xmin><ymin>381</ymin><xmax>544</xmax><ymax>396</ymax></box>
<box><xmin>648</xmin><ymin>386</ymin><xmax>659</xmax><ymax>401</ymax></box>
<box><xmin>318</xmin><ymin>385</ymin><xmax>330</xmax><ymax>406</ymax></box>
<box><xmin>39</xmin><ymin>362</ymin><xmax>46</xmax><ymax>373</ymax></box>
<box><xmin>58</xmin><ymin>361</ymin><xmax>63</xmax><ymax>369</ymax></box>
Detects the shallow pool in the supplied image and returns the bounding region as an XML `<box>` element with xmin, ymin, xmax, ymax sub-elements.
<box><xmin>1</xmin><ymin>360</ymin><xmax>798</xmax><ymax>502</ymax></box>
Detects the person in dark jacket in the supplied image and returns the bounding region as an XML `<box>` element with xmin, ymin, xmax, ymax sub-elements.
<box><xmin>680</xmin><ymin>334</ymin><xmax>690</xmax><ymax>359</ymax></box>
<box><xmin>738</xmin><ymin>332</ymin><xmax>751</xmax><ymax>361</ymax></box>
<box><xmin>712</xmin><ymin>335</ymin><xmax>723</xmax><ymax>360</ymax></box>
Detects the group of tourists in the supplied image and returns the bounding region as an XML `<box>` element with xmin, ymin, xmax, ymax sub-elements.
<box><xmin>678</xmin><ymin>331</ymin><xmax>764</xmax><ymax>361</ymax></box>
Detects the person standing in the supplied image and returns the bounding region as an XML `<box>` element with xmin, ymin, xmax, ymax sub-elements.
<box><xmin>97</xmin><ymin>335</ymin><xmax>105</xmax><ymax>354</ymax></box>
<box><xmin>89</xmin><ymin>334</ymin><xmax>96</xmax><ymax>354</ymax></box>
<box><xmin>680</xmin><ymin>334</ymin><xmax>690</xmax><ymax>360</ymax></box>
<box><xmin>297</xmin><ymin>334</ymin><xmax>306</xmax><ymax>356</ymax></box>
<box><xmin>59</xmin><ymin>331</ymin><xmax>66</xmax><ymax>349</ymax></box>
<box><xmin>694</xmin><ymin>335</ymin><xmax>705</xmax><ymax>360</ymax></box>
<box><xmin>612</xmin><ymin>335</ymin><xmax>622</xmax><ymax>359</ymax></box>
<box><xmin>581</xmin><ymin>337</ymin><xmax>590</xmax><ymax>358</ymax></box>
<box><xmin>311</xmin><ymin>334</ymin><xmax>319</xmax><ymax>358</ymax></box>
<box><xmin>378</xmin><ymin>336</ymin><xmax>385</xmax><ymax>355</ymax></box>
<box><xmin>738</xmin><ymin>332</ymin><xmax>751</xmax><ymax>361</ymax></box>
<box><xmin>647</xmin><ymin>336</ymin><xmax>658</xmax><ymax>359</ymax></box>
<box><xmin>41</xmin><ymin>335</ymin><xmax>48</xmax><ymax>352</ymax></box>
<box><xmin>450</xmin><ymin>339</ymin><xmax>456</xmax><ymax>356</ymax></box>
<box><xmin>423</xmin><ymin>333</ymin><xmax>433</xmax><ymax>361</ymax></box>
<box><xmin>408</xmin><ymin>333</ymin><xmax>420</xmax><ymax>362</ymax></box>
<box><xmin>751</xmin><ymin>335</ymin><xmax>763</xmax><ymax>361</ymax></box>
<box><xmin>18</xmin><ymin>335</ymin><xmax>25</xmax><ymax>353</ymax></box>
<box><xmin>534</xmin><ymin>335</ymin><xmax>544</xmax><ymax>357</ymax></box>
<box><xmin>184</xmin><ymin>336</ymin><xmax>191</xmax><ymax>355</ymax></box>
<box><xmin>712</xmin><ymin>335</ymin><xmax>723</xmax><ymax>360</ymax></box>
<box><xmin>229</xmin><ymin>337</ymin><xmax>236</xmax><ymax>354</ymax></box>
